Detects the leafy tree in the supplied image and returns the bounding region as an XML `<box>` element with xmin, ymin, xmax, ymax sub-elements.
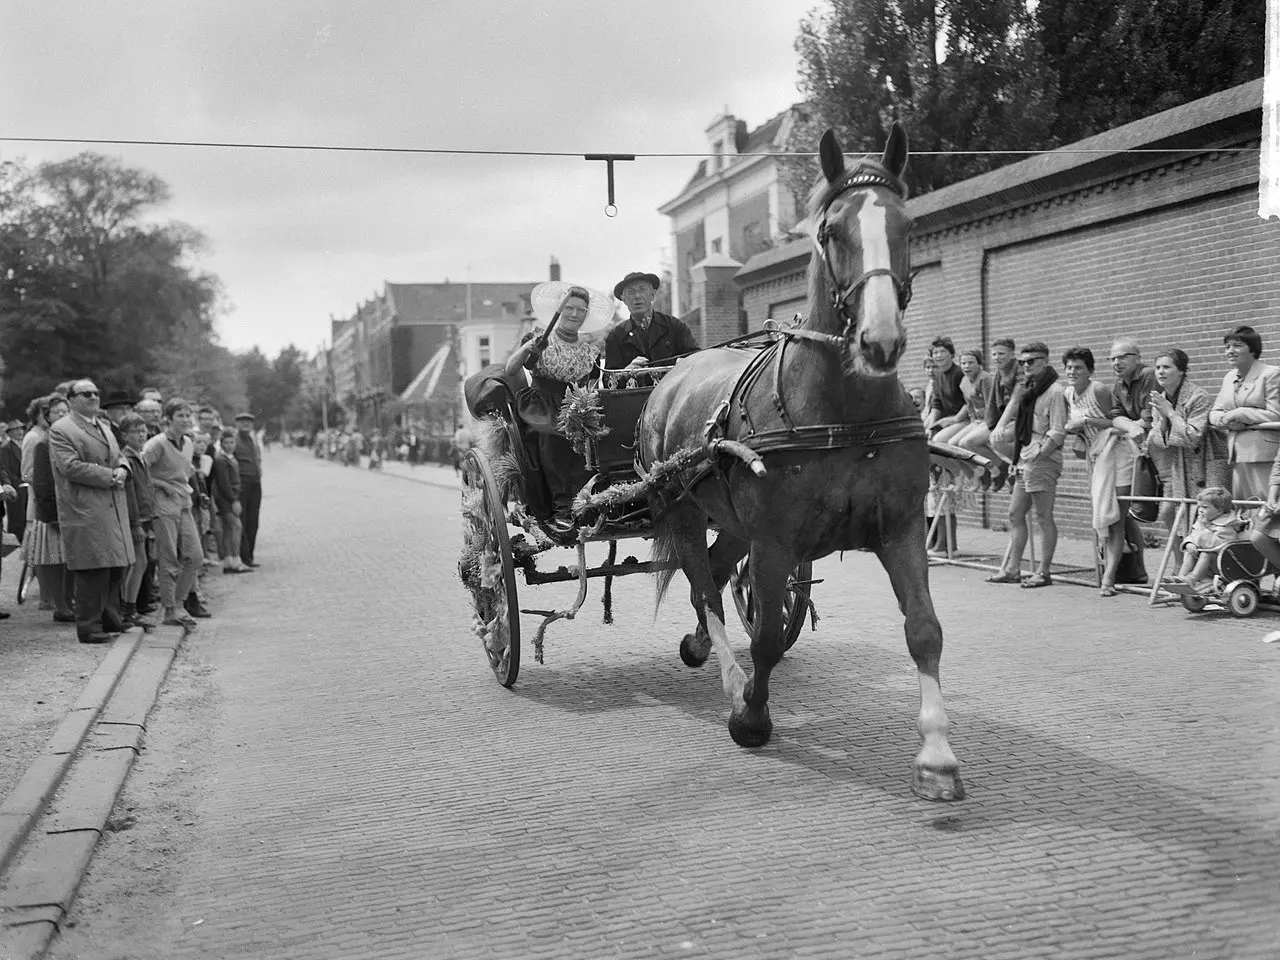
<box><xmin>0</xmin><ymin>152</ymin><xmax>227</xmax><ymax>416</ymax></box>
<box><xmin>784</xmin><ymin>0</ymin><xmax>1055</xmax><ymax>201</ymax></box>
<box><xmin>786</xmin><ymin>0</ymin><xmax>1264</xmax><ymax>202</ymax></box>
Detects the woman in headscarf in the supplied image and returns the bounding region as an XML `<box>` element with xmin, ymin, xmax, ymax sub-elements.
<box><xmin>505</xmin><ymin>286</ymin><xmax>605</xmax><ymax>530</ymax></box>
<box><xmin>1146</xmin><ymin>347</ymin><xmax>1227</xmax><ymax>562</ymax></box>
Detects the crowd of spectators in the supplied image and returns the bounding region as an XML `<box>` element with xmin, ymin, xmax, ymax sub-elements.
<box><xmin>310</xmin><ymin>425</ymin><xmax>461</xmax><ymax>470</ymax></box>
<box><xmin>916</xmin><ymin>325</ymin><xmax>1280</xmax><ymax>598</ymax></box>
<box><xmin>0</xmin><ymin>382</ymin><xmax>265</xmax><ymax>641</ymax></box>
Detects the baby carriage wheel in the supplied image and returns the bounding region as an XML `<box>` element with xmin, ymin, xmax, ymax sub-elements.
<box><xmin>1225</xmin><ymin>580</ymin><xmax>1259</xmax><ymax>618</ymax></box>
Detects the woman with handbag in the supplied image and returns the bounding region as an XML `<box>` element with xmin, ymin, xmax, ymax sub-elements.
<box><xmin>1146</xmin><ymin>348</ymin><xmax>1227</xmax><ymax>559</ymax></box>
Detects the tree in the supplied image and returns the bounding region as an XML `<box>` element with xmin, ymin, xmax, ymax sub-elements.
<box><xmin>0</xmin><ymin>153</ymin><xmax>227</xmax><ymax>416</ymax></box>
<box><xmin>785</xmin><ymin>0</ymin><xmax>1056</xmax><ymax>202</ymax></box>
<box><xmin>239</xmin><ymin>344</ymin><xmax>306</xmax><ymax>436</ymax></box>
<box><xmin>786</xmin><ymin>0</ymin><xmax>1264</xmax><ymax>202</ymax></box>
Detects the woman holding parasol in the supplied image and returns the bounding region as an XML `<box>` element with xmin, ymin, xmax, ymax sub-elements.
<box><xmin>505</xmin><ymin>281</ymin><xmax>622</xmax><ymax>530</ymax></box>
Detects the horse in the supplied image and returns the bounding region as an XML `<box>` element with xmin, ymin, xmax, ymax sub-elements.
<box><xmin>638</xmin><ymin>123</ymin><xmax>964</xmax><ymax>801</ymax></box>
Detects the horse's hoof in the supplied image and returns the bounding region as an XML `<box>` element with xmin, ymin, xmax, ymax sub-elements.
<box><xmin>679</xmin><ymin>634</ymin><xmax>708</xmax><ymax>668</ymax></box>
<box><xmin>728</xmin><ymin>710</ymin><xmax>772</xmax><ymax>749</ymax></box>
<box><xmin>912</xmin><ymin>764</ymin><xmax>966</xmax><ymax>802</ymax></box>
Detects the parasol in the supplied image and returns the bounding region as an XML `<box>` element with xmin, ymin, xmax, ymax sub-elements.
<box><xmin>529</xmin><ymin>281</ymin><xmax>627</xmax><ymax>341</ymax></box>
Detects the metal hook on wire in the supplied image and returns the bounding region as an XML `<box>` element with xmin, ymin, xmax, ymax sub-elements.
<box><xmin>584</xmin><ymin>154</ymin><xmax>635</xmax><ymax>217</ymax></box>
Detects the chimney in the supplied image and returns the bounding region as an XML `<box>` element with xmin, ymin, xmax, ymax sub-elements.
<box><xmin>549</xmin><ymin>256</ymin><xmax>561</xmax><ymax>281</ymax></box>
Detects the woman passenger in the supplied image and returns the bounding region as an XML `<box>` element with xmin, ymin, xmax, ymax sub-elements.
<box><xmin>505</xmin><ymin>286</ymin><xmax>603</xmax><ymax>530</ymax></box>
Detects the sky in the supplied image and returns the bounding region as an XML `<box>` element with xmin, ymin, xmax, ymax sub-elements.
<box><xmin>0</xmin><ymin>1</ymin><xmax>822</xmax><ymax>357</ymax></box>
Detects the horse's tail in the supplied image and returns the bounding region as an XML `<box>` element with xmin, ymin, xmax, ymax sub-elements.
<box><xmin>649</xmin><ymin>511</ymin><xmax>683</xmax><ymax>615</ymax></box>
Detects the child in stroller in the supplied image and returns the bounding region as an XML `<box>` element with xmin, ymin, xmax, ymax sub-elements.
<box><xmin>1167</xmin><ymin>487</ymin><xmax>1249</xmax><ymax>594</ymax></box>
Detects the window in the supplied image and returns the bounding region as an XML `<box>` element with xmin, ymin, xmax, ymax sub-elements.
<box><xmin>479</xmin><ymin>336</ymin><xmax>491</xmax><ymax>367</ymax></box>
<box><xmin>712</xmin><ymin>140</ymin><xmax>723</xmax><ymax>172</ymax></box>
<box><xmin>710</xmin><ymin>238</ymin><xmax>723</xmax><ymax>255</ymax></box>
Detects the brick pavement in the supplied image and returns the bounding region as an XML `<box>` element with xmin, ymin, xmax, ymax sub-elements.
<box><xmin>44</xmin><ymin>450</ymin><xmax>1280</xmax><ymax>959</ymax></box>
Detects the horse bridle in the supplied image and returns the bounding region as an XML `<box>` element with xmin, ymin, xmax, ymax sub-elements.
<box><xmin>813</xmin><ymin>170</ymin><xmax>916</xmax><ymax>334</ymax></box>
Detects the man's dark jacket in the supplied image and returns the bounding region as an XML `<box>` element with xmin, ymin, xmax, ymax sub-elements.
<box><xmin>604</xmin><ymin>312</ymin><xmax>699</xmax><ymax>370</ymax></box>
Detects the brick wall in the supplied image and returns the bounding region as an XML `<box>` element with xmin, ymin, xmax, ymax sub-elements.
<box><xmin>732</xmin><ymin>83</ymin><xmax>1278</xmax><ymax>540</ymax></box>
<box><xmin>691</xmin><ymin>259</ymin><xmax>745</xmax><ymax>346</ymax></box>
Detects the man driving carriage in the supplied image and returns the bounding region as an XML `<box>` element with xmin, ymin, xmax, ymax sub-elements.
<box><xmin>604</xmin><ymin>271</ymin><xmax>699</xmax><ymax>370</ymax></box>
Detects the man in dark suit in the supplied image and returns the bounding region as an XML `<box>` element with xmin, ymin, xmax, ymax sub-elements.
<box><xmin>234</xmin><ymin>413</ymin><xmax>263</xmax><ymax>568</ymax></box>
<box><xmin>603</xmin><ymin>271</ymin><xmax>699</xmax><ymax>370</ymax></box>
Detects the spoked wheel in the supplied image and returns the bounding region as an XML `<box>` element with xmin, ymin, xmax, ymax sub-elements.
<box><xmin>17</xmin><ymin>562</ymin><xmax>32</xmax><ymax>605</ymax></box>
<box><xmin>730</xmin><ymin>558</ymin><xmax>816</xmax><ymax>652</ymax></box>
<box><xmin>459</xmin><ymin>448</ymin><xmax>521</xmax><ymax>687</ymax></box>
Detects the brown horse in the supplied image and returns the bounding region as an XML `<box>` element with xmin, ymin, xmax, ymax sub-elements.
<box><xmin>638</xmin><ymin>124</ymin><xmax>964</xmax><ymax>801</ymax></box>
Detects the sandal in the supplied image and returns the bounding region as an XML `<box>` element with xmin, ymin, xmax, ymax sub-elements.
<box><xmin>985</xmin><ymin>572</ymin><xmax>1022</xmax><ymax>584</ymax></box>
<box><xmin>1021</xmin><ymin>573</ymin><xmax>1053</xmax><ymax>588</ymax></box>
<box><xmin>1099</xmin><ymin>584</ymin><xmax>1117</xmax><ymax>597</ymax></box>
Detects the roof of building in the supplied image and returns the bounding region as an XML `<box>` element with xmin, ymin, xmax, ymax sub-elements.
<box><xmin>672</xmin><ymin>105</ymin><xmax>801</xmax><ymax>198</ymax></box>
<box><xmin>399</xmin><ymin>343</ymin><xmax>453</xmax><ymax>405</ymax></box>
<box><xmin>385</xmin><ymin>282</ymin><xmax>536</xmax><ymax>325</ymax></box>
<box><xmin>735</xmin><ymin>79</ymin><xmax>1263</xmax><ymax>282</ymax></box>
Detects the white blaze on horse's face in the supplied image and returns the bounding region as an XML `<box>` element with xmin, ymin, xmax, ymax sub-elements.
<box><xmin>823</xmin><ymin>187</ymin><xmax>910</xmax><ymax>376</ymax></box>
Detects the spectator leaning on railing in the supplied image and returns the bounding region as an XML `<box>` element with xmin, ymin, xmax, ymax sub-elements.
<box><xmin>1209</xmin><ymin>325</ymin><xmax>1280</xmax><ymax>502</ymax></box>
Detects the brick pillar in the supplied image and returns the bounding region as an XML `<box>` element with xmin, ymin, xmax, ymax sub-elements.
<box><xmin>690</xmin><ymin>253</ymin><xmax>744</xmax><ymax>347</ymax></box>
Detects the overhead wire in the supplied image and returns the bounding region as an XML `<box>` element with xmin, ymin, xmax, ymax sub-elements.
<box><xmin>0</xmin><ymin>135</ymin><xmax>1262</xmax><ymax>157</ymax></box>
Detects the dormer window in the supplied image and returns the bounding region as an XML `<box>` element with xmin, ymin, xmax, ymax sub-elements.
<box><xmin>712</xmin><ymin>140</ymin><xmax>724</xmax><ymax>172</ymax></box>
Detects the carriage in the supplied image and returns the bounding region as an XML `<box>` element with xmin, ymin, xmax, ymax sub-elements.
<box><xmin>458</xmin><ymin>124</ymin><xmax>976</xmax><ymax>801</ymax></box>
<box><xmin>458</xmin><ymin>357</ymin><xmax>817</xmax><ymax>688</ymax></box>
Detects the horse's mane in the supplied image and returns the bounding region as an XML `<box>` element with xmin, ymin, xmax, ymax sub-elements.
<box><xmin>803</xmin><ymin>157</ymin><xmax>908</xmax><ymax>336</ymax></box>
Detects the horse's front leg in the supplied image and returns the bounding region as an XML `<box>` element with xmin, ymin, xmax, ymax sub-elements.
<box><xmin>666</xmin><ymin>505</ymin><xmax>747</xmax><ymax>708</ymax></box>
<box><xmin>876</xmin><ymin>524</ymin><xmax>965</xmax><ymax>801</ymax></box>
<box><xmin>730</xmin><ymin>541</ymin><xmax>793</xmax><ymax>748</ymax></box>
<box><xmin>680</xmin><ymin>531</ymin><xmax>749</xmax><ymax>668</ymax></box>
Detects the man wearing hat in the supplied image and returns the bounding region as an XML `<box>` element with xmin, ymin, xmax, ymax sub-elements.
<box><xmin>101</xmin><ymin>389</ymin><xmax>135</xmax><ymax>446</ymax></box>
<box><xmin>604</xmin><ymin>271</ymin><xmax>699</xmax><ymax>370</ymax></box>
<box><xmin>233</xmin><ymin>413</ymin><xmax>263</xmax><ymax>568</ymax></box>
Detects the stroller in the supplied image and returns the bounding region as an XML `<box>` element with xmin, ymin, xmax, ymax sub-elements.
<box><xmin>1165</xmin><ymin>504</ymin><xmax>1280</xmax><ymax>617</ymax></box>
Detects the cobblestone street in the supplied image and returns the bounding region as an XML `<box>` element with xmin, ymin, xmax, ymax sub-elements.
<box><xmin>32</xmin><ymin>450</ymin><xmax>1280</xmax><ymax>959</ymax></box>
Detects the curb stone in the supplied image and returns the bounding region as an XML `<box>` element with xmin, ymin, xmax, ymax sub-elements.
<box><xmin>0</xmin><ymin>622</ymin><xmax>190</xmax><ymax>959</ymax></box>
<box><xmin>0</xmin><ymin>631</ymin><xmax>143</xmax><ymax>877</ymax></box>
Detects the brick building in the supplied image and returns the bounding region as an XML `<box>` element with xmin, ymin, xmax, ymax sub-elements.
<box><xmin>730</xmin><ymin>79</ymin><xmax>1278</xmax><ymax>540</ymax></box>
<box><xmin>659</xmin><ymin>107</ymin><xmax>804</xmax><ymax>318</ymax></box>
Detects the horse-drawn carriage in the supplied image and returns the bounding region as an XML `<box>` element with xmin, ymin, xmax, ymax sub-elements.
<box><xmin>458</xmin><ymin>359</ymin><xmax>816</xmax><ymax>688</ymax></box>
<box><xmin>457</xmin><ymin>123</ymin><xmax>978</xmax><ymax>802</ymax></box>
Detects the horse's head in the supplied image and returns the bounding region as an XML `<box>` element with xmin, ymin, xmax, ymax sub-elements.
<box><xmin>808</xmin><ymin>124</ymin><xmax>913</xmax><ymax>377</ymax></box>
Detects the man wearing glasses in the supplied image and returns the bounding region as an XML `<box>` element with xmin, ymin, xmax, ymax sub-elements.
<box><xmin>47</xmin><ymin>380</ymin><xmax>136</xmax><ymax>644</ymax></box>
<box><xmin>1102</xmin><ymin>339</ymin><xmax>1159</xmax><ymax>590</ymax></box>
<box><xmin>985</xmin><ymin>343</ymin><xmax>1066</xmax><ymax>588</ymax></box>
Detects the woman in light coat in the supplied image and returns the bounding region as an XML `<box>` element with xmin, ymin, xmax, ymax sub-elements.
<box><xmin>1209</xmin><ymin>325</ymin><xmax>1280</xmax><ymax>500</ymax></box>
<box><xmin>1147</xmin><ymin>347</ymin><xmax>1227</xmax><ymax>560</ymax></box>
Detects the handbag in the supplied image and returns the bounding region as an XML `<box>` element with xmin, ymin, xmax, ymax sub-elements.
<box><xmin>1128</xmin><ymin>454</ymin><xmax>1162</xmax><ymax>522</ymax></box>
<box><xmin>1071</xmin><ymin>434</ymin><xmax>1089</xmax><ymax>460</ymax></box>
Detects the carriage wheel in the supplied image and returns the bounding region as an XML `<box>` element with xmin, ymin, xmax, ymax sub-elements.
<box><xmin>460</xmin><ymin>448</ymin><xmax>521</xmax><ymax>687</ymax></box>
<box><xmin>730</xmin><ymin>558</ymin><xmax>814</xmax><ymax>652</ymax></box>
<box><xmin>1226</xmin><ymin>581</ymin><xmax>1259</xmax><ymax>618</ymax></box>
<box><xmin>1179</xmin><ymin>592</ymin><xmax>1208</xmax><ymax>613</ymax></box>
<box><xmin>16</xmin><ymin>562</ymin><xmax>32</xmax><ymax>605</ymax></box>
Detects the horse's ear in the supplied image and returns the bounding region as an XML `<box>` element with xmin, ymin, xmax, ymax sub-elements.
<box><xmin>819</xmin><ymin>129</ymin><xmax>845</xmax><ymax>182</ymax></box>
<box><xmin>882</xmin><ymin>121</ymin><xmax>909</xmax><ymax>179</ymax></box>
